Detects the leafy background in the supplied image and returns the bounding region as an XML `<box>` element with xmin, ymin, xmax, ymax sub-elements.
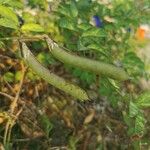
<box><xmin>0</xmin><ymin>0</ymin><xmax>150</xmax><ymax>149</ymax></box>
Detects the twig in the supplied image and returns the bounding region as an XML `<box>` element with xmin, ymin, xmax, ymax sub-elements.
<box><xmin>7</xmin><ymin>108</ymin><xmax>23</xmax><ymax>143</ymax></box>
<box><xmin>0</xmin><ymin>54</ymin><xmax>13</xmax><ymax>59</ymax></box>
<box><xmin>3</xmin><ymin>63</ymin><xmax>26</xmax><ymax>145</ymax></box>
<box><xmin>0</xmin><ymin>135</ymin><xmax>39</xmax><ymax>142</ymax></box>
<box><xmin>0</xmin><ymin>92</ymin><xmax>14</xmax><ymax>100</ymax></box>
<box><xmin>10</xmin><ymin>63</ymin><xmax>26</xmax><ymax>113</ymax></box>
<box><xmin>83</xmin><ymin>132</ymin><xmax>91</xmax><ymax>150</ymax></box>
<box><xmin>3</xmin><ymin>122</ymin><xmax>11</xmax><ymax>145</ymax></box>
<box><xmin>0</xmin><ymin>36</ymin><xmax>44</xmax><ymax>42</ymax></box>
<box><xmin>4</xmin><ymin>80</ymin><xmax>16</xmax><ymax>94</ymax></box>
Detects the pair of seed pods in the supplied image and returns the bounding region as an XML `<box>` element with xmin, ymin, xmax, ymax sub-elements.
<box><xmin>21</xmin><ymin>35</ymin><xmax>129</xmax><ymax>101</ymax></box>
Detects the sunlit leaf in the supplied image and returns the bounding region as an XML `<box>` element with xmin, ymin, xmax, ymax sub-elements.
<box><xmin>0</xmin><ymin>0</ymin><xmax>23</xmax><ymax>8</ymax></box>
<box><xmin>0</xmin><ymin>18</ymin><xmax>18</xmax><ymax>29</ymax></box>
<box><xmin>135</xmin><ymin>114</ymin><xmax>146</xmax><ymax>134</ymax></box>
<box><xmin>82</xmin><ymin>28</ymin><xmax>106</xmax><ymax>37</ymax></box>
<box><xmin>0</xmin><ymin>0</ymin><xmax>9</xmax><ymax>4</ymax></box>
<box><xmin>21</xmin><ymin>23</ymin><xmax>44</xmax><ymax>32</ymax></box>
<box><xmin>3</xmin><ymin>72</ymin><xmax>14</xmax><ymax>83</ymax></box>
<box><xmin>22</xmin><ymin>12</ymin><xmax>36</xmax><ymax>23</ymax></box>
<box><xmin>135</xmin><ymin>92</ymin><xmax>150</xmax><ymax>108</ymax></box>
<box><xmin>37</xmin><ymin>52</ymin><xmax>55</xmax><ymax>66</ymax></box>
<box><xmin>70</xmin><ymin>1</ymin><xmax>78</xmax><ymax>17</ymax></box>
<box><xmin>26</xmin><ymin>70</ymin><xmax>39</xmax><ymax>81</ymax></box>
<box><xmin>0</xmin><ymin>41</ymin><xmax>5</xmax><ymax>48</ymax></box>
<box><xmin>0</xmin><ymin>4</ymin><xmax>18</xmax><ymax>25</ymax></box>
<box><xmin>57</xmin><ymin>5</ymin><xmax>71</xmax><ymax>18</ymax></box>
<box><xmin>87</xmin><ymin>44</ymin><xmax>107</xmax><ymax>56</ymax></box>
<box><xmin>129</xmin><ymin>101</ymin><xmax>139</xmax><ymax>117</ymax></box>
<box><xmin>123</xmin><ymin>52</ymin><xmax>145</xmax><ymax>76</ymax></box>
<box><xmin>122</xmin><ymin>111</ymin><xmax>131</xmax><ymax>126</ymax></box>
<box><xmin>59</xmin><ymin>18</ymin><xmax>76</xmax><ymax>31</ymax></box>
<box><xmin>77</xmin><ymin>23</ymin><xmax>91</xmax><ymax>30</ymax></box>
<box><xmin>15</xmin><ymin>71</ymin><xmax>22</xmax><ymax>81</ymax></box>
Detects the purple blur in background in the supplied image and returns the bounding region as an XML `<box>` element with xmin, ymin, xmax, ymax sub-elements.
<box><xmin>93</xmin><ymin>15</ymin><xmax>103</xmax><ymax>28</ymax></box>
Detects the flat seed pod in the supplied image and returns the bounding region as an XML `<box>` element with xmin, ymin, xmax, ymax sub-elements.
<box><xmin>45</xmin><ymin>36</ymin><xmax>129</xmax><ymax>81</ymax></box>
<box><xmin>21</xmin><ymin>42</ymin><xmax>89</xmax><ymax>101</ymax></box>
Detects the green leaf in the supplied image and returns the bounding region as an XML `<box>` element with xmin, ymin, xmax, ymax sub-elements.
<box><xmin>6</xmin><ymin>0</ymin><xmax>23</xmax><ymax>9</ymax></box>
<box><xmin>70</xmin><ymin>1</ymin><xmax>78</xmax><ymax>17</ymax></box>
<box><xmin>122</xmin><ymin>111</ymin><xmax>131</xmax><ymax>126</ymax></box>
<box><xmin>80</xmin><ymin>71</ymin><xmax>95</xmax><ymax>85</ymax></box>
<box><xmin>77</xmin><ymin>38</ymin><xmax>87</xmax><ymax>51</ymax></box>
<box><xmin>0</xmin><ymin>41</ymin><xmax>4</xmax><ymax>48</ymax></box>
<box><xmin>68</xmin><ymin>136</ymin><xmax>79</xmax><ymax>150</ymax></box>
<box><xmin>122</xmin><ymin>52</ymin><xmax>145</xmax><ymax>76</ymax></box>
<box><xmin>26</xmin><ymin>70</ymin><xmax>39</xmax><ymax>81</ymax></box>
<box><xmin>87</xmin><ymin>44</ymin><xmax>107</xmax><ymax>56</ymax></box>
<box><xmin>21</xmin><ymin>23</ymin><xmax>44</xmax><ymax>32</ymax></box>
<box><xmin>77</xmin><ymin>23</ymin><xmax>91</xmax><ymax>30</ymax></box>
<box><xmin>22</xmin><ymin>12</ymin><xmax>36</xmax><ymax>23</ymax></box>
<box><xmin>57</xmin><ymin>5</ymin><xmax>71</xmax><ymax>18</ymax></box>
<box><xmin>0</xmin><ymin>4</ymin><xmax>18</xmax><ymax>25</ymax></box>
<box><xmin>15</xmin><ymin>71</ymin><xmax>22</xmax><ymax>81</ymax></box>
<box><xmin>135</xmin><ymin>114</ymin><xmax>146</xmax><ymax>134</ymax></box>
<box><xmin>37</xmin><ymin>52</ymin><xmax>55</xmax><ymax>66</ymax></box>
<box><xmin>82</xmin><ymin>28</ymin><xmax>106</xmax><ymax>37</ymax></box>
<box><xmin>59</xmin><ymin>18</ymin><xmax>76</xmax><ymax>31</ymax></box>
<box><xmin>135</xmin><ymin>92</ymin><xmax>150</xmax><ymax>108</ymax></box>
<box><xmin>108</xmin><ymin>79</ymin><xmax>120</xmax><ymax>90</ymax></box>
<box><xmin>0</xmin><ymin>0</ymin><xmax>23</xmax><ymax>8</ymax></box>
<box><xmin>39</xmin><ymin>114</ymin><xmax>53</xmax><ymax>136</ymax></box>
<box><xmin>129</xmin><ymin>101</ymin><xmax>139</xmax><ymax>117</ymax></box>
<box><xmin>0</xmin><ymin>0</ymin><xmax>9</xmax><ymax>4</ymax></box>
<box><xmin>0</xmin><ymin>18</ymin><xmax>18</xmax><ymax>29</ymax></box>
<box><xmin>3</xmin><ymin>72</ymin><xmax>14</xmax><ymax>83</ymax></box>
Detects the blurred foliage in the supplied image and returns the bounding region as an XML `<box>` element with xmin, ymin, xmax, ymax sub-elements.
<box><xmin>0</xmin><ymin>0</ymin><xmax>150</xmax><ymax>149</ymax></box>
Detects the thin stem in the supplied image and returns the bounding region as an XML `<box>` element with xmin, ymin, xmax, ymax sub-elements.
<box><xmin>10</xmin><ymin>63</ymin><xmax>26</xmax><ymax>113</ymax></box>
<box><xmin>7</xmin><ymin>108</ymin><xmax>23</xmax><ymax>144</ymax></box>
<box><xmin>0</xmin><ymin>36</ymin><xmax>44</xmax><ymax>42</ymax></box>
<box><xmin>3</xmin><ymin>121</ymin><xmax>10</xmax><ymax>145</ymax></box>
<box><xmin>0</xmin><ymin>92</ymin><xmax>14</xmax><ymax>100</ymax></box>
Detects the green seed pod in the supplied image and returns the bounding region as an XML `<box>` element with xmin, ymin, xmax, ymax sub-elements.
<box><xmin>45</xmin><ymin>36</ymin><xmax>129</xmax><ymax>81</ymax></box>
<box><xmin>21</xmin><ymin>42</ymin><xmax>89</xmax><ymax>101</ymax></box>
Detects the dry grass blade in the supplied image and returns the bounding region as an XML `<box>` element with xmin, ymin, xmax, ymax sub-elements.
<box><xmin>3</xmin><ymin>63</ymin><xmax>26</xmax><ymax>145</ymax></box>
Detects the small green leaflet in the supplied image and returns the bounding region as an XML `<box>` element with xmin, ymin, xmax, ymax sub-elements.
<box><xmin>0</xmin><ymin>5</ymin><xmax>19</xmax><ymax>26</ymax></box>
<box><xmin>57</xmin><ymin>2</ymin><xmax>78</xmax><ymax>18</ymax></box>
<box><xmin>0</xmin><ymin>18</ymin><xmax>18</xmax><ymax>29</ymax></box>
<box><xmin>37</xmin><ymin>52</ymin><xmax>55</xmax><ymax>67</ymax></box>
<box><xmin>3</xmin><ymin>72</ymin><xmax>14</xmax><ymax>83</ymax></box>
<box><xmin>70</xmin><ymin>1</ymin><xmax>78</xmax><ymax>17</ymax></box>
<box><xmin>129</xmin><ymin>101</ymin><xmax>139</xmax><ymax>117</ymax></box>
<box><xmin>87</xmin><ymin>44</ymin><xmax>107</xmax><ymax>57</ymax></box>
<box><xmin>77</xmin><ymin>23</ymin><xmax>91</xmax><ymax>31</ymax></box>
<box><xmin>135</xmin><ymin>114</ymin><xmax>146</xmax><ymax>134</ymax></box>
<box><xmin>15</xmin><ymin>71</ymin><xmax>22</xmax><ymax>81</ymax></box>
<box><xmin>135</xmin><ymin>91</ymin><xmax>150</xmax><ymax>108</ymax></box>
<box><xmin>82</xmin><ymin>28</ymin><xmax>106</xmax><ymax>37</ymax></box>
<box><xmin>21</xmin><ymin>23</ymin><xmax>44</xmax><ymax>32</ymax></box>
<box><xmin>59</xmin><ymin>18</ymin><xmax>76</xmax><ymax>31</ymax></box>
<box><xmin>122</xmin><ymin>52</ymin><xmax>145</xmax><ymax>76</ymax></box>
<box><xmin>57</xmin><ymin>5</ymin><xmax>71</xmax><ymax>18</ymax></box>
<box><xmin>39</xmin><ymin>114</ymin><xmax>53</xmax><ymax>136</ymax></box>
<box><xmin>0</xmin><ymin>0</ymin><xmax>23</xmax><ymax>8</ymax></box>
